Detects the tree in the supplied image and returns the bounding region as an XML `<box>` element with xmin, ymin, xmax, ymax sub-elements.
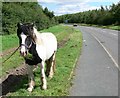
<box><xmin>2</xmin><ymin>2</ymin><xmax>57</xmax><ymax>35</ymax></box>
<box><xmin>56</xmin><ymin>2</ymin><xmax>119</xmax><ymax>26</ymax></box>
<box><xmin>43</xmin><ymin>7</ymin><xmax>54</xmax><ymax>18</ymax></box>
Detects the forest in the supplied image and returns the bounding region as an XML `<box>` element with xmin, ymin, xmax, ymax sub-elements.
<box><xmin>57</xmin><ymin>2</ymin><xmax>120</xmax><ymax>26</ymax></box>
<box><xmin>2</xmin><ymin>2</ymin><xmax>58</xmax><ymax>35</ymax></box>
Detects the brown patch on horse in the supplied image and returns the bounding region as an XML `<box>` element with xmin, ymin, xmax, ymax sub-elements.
<box><xmin>45</xmin><ymin>52</ymin><xmax>56</xmax><ymax>77</ymax></box>
<box><xmin>52</xmin><ymin>59</ymin><xmax>56</xmax><ymax>73</ymax></box>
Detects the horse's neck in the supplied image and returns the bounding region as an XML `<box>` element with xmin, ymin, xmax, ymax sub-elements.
<box><xmin>33</xmin><ymin>27</ymin><xmax>39</xmax><ymax>35</ymax></box>
<box><xmin>33</xmin><ymin>27</ymin><xmax>43</xmax><ymax>45</ymax></box>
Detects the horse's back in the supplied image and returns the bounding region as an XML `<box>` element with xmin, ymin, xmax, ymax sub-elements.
<box><xmin>36</xmin><ymin>32</ymin><xmax>57</xmax><ymax>60</ymax></box>
<box><xmin>40</xmin><ymin>32</ymin><xmax>57</xmax><ymax>50</ymax></box>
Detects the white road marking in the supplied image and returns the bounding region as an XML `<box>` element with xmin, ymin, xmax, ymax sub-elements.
<box><xmin>102</xmin><ymin>30</ymin><xmax>117</xmax><ymax>36</ymax></box>
<box><xmin>68</xmin><ymin>58</ymin><xmax>78</xmax><ymax>80</ymax></box>
<box><xmin>91</xmin><ymin>33</ymin><xmax>119</xmax><ymax>71</ymax></box>
<box><xmin>111</xmin><ymin>33</ymin><xmax>117</xmax><ymax>36</ymax></box>
<box><xmin>83</xmin><ymin>40</ymin><xmax>86</xmax><ymax>42</ymax></box>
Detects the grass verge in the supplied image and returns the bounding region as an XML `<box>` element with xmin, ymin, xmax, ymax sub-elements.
<box><xmin>2</xmin><ymin>25</ymin><xmax>82</xmax><ymax>96</ymax></box>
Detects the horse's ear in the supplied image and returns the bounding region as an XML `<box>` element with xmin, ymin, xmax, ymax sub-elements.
<box><xmin>31</xmin><ymin>23</ymin><xmax>34</xmax><ymax>27</ymax></box>
<box><xmin>17</xmin><ymin>23</ymin><xmax>22</xmax><ymax>27</ymax></box>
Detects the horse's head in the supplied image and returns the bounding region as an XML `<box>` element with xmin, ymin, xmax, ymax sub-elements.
<box><xmin>17</xmin><ymin>23</ymin><xmax>36</xmax><ymax>57</ymax></box>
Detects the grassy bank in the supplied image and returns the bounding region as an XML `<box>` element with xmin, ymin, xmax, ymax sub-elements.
<box><xmin>2</xmin><ymin>25</ymin><xmax>82</xmax><ymax>96</ymax></box>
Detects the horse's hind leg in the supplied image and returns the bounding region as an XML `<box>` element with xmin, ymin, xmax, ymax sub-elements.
<box><xmin>46</xmin><ymin>52</ymin><xmax>56</xmax><ymax>78</ymax></box>
<box><xmin>33</xmin><ymin>65</ymin><xmax>38</xmax><ymax>71</ymax></box>
<box><xmin>45</xmin><ymin>60</ymin><xmax>51</xmax><ymax>77</ymax></box>
<box><xmin>26</xmin><ymin>64</ymin><xmax>35</xmax><ymax>92</ymax></box>
<box><xmin>52</xmin><ymin>52</ymin><xmax>56</xmax><ymax>73</ymax></box>
<box><xmin>40</xmin><ymin>61</ymin><xmax>47</xmax><ymax>90</ymax></box>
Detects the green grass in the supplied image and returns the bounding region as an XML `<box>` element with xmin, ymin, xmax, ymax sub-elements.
<box><xmin>2</xmin><ymin>25</ymin><xmax>82</xmax><ymax>96</ymax></box>
<box><xmin>42</xmin><ymin>25</ymin><xmax>75</xmax><ymax>41</ymax></box>
<box><xmin>107</xmin><ymin>25</ymin><xmax>120</xmax><ymax>30</ymax></box>
<box><xmin>1</xmin><ymin>51</ymin><xmax>24</xmax><ymax>77</ymax></box>
<box><xmin>0</xmin><ymin>36</ymin><xmax>2</xmax><ymax>52</ymax></box>
<box><xmin>1</xmin><ymin>34</ymin><xmax>19</xmax><ymax>52</ymax></box>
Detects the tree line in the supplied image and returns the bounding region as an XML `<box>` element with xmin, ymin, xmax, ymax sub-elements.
<box><xmin>2</xmin><ymin>2</ymin><xmax>58</xmax><ymax>35</ymax></box>
<box><xmin>57</xmin><ymin>2</ymin><xmax>120</xmax><ymax>26</ymax></box>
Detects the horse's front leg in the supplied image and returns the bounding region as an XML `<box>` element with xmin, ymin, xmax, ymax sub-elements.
<box><xmin>26</xmin><ymin>64</ymin><xmax>35</xmax><ymax>92</ymax></box>
<box><xmin>40</xmin><ymin>61</ymin><xmax>47</xmax><ymax>90</ymax></box>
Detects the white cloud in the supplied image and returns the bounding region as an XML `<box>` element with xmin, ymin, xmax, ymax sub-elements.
<box><xmin>38</xmin><ymin>0</ymin><xmax>119</xmax><ymax>16</ymax></box>
<box><xmin>87</xmin><ymin>0</ymin><xmax>119</xmax><ymax>2</ymax></box>
<box><xmin>38</xmin><ymin>0</ymin><xmax>59</xmax><ymax>3</ymax></box>
<box><xmin>38</xmin><ymin>0</ymin><xmax>118</xmax><ymax>3</ymax></box>
<box><xmin>54</xmin><ymin>2</ymin><xmax>100</xmax><ymax>16</ymax></box>
<box><xmin>38</xmin><ymin>0</ymin><xmax>83</xmax><ymax>3</ymax></box>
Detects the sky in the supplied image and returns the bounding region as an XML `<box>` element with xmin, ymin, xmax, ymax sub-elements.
<box><xmin>37</xmin><ymin>0</ymin><xmax>119</xmax><ymax>16</ymax></box>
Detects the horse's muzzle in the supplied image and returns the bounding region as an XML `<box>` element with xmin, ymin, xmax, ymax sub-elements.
<box><xmin>20</xmin><ymin>51</ymin><xmax>28</xmax><ymax>57</ymax></box>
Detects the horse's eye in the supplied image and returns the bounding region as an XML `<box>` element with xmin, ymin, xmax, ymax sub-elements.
<box><xmin>27</xmin><ymin>35</ymin><xmax>31</xmax><ymax>38</ymax></box>
<box><xmin>30</xmin><ymin>26</ymin><xmax>33</xmax><ymax>29</ymax></box>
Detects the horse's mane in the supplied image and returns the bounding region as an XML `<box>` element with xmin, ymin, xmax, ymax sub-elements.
<box><xmin>33</xmin><ymin>27</ymin><xmax>43</xmax><ymax>45</ymax></box>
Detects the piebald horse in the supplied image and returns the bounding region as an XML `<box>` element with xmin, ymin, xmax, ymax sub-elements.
<box><xmin>17</xmin><ymin>23</ymin><xmax>57</xmax><ymax>92</ymax></box>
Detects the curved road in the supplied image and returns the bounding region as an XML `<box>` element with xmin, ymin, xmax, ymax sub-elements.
<box><xmin>69</xmin><ymin>26</ymin><xmax>119</xmax><ymax>96</ymax></box>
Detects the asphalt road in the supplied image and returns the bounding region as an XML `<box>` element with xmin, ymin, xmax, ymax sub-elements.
<box><xmin>69</xmin><ymin>26</ymin><xmax>119</xmax><ymax>96</ymax></box>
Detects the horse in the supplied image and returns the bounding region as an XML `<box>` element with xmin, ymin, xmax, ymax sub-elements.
<box><xmin>17</xmin><ymin>23</ymin><xmax>57</xmax><ymax>92</ymax></box>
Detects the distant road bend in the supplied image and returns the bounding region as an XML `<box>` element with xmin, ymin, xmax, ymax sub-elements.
<box><xmin>70</xmin><ymin>26</ymin><xmax>118</xmax><ymax>96</ymax></box>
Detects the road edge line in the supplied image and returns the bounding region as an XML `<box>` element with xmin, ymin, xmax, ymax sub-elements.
<box><xmin>91</xmin><ymin>33</ymin><xmax>119</xmax><ymax>70</ymax></box>
<box><xmin>68</xmin><ymin>58</ymin><xmax>78</xmax><ymax>81</ymax></box>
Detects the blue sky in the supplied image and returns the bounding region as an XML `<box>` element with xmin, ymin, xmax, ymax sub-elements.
<box><xmin>38</xmin><ymin>0</ymin><xmax>119</xmax><ymax>16</ymax></box>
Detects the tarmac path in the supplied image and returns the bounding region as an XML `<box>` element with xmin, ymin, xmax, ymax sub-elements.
<box><xmin>69</xmin><ymin>26</ymin><xmax>119</xmax><ymax>96</ymax></box>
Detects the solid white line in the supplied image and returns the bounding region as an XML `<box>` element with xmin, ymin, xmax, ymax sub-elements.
<box><xmin>68</xmin><ymin>58</ymin><xmax>78</xmax><ymax>80</ymax></box>
<box><xmin>91</xmin><ymin>33</ymin><xmax>119</xmax><ymax>70</ymax></box>
<box><xmin>102</xmin><ymin>31</ymin><xmax>117</xmax><ymax>36</ymax></box>
<box><xmin>111</xmin><ymin>33</ymin><xmax>117</xmax><ymax>36</ymax></box>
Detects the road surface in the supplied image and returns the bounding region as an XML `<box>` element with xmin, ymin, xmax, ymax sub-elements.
<box><xmin>69</xmin><ymin>26</ymin><xmax>119</xmax><ymax>96</ymax></box>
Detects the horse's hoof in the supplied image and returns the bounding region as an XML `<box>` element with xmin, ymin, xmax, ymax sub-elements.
<box><xmin>48</xmin><ymin>75</ymin><xmax>53</xmax><ymax>79</ymax></box>
<box><xmin>33</xmin><ymin>65</ymin><xmax>38</xmax><ymax>71</ymax></box>
<box><xmin>42</xmin><ymin>85</ymin><xmax>47</xmax><ymax>90</ymax></box>
<box><xmin>27</xmin><ymin>87</ymin><xmax>33</xmax><ymax>92</ymax></box>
